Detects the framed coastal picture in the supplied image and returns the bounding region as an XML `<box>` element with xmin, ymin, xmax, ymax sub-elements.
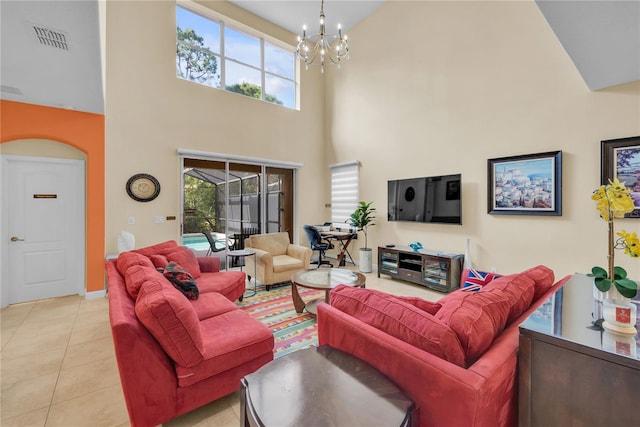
<box><xmin>601</xmin><ymin>136</ymin><xmax>640</xmax><ymax>218</ymax></box>
<box><xmin>488</xmin><ymin>151</ymin><xmax>562</xmax><ymax>216</ymax></box>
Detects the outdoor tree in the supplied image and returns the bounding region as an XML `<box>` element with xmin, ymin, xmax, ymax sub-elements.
<box><xmin>226</xmin><ymin>82</ymin><xmax>283</xmax><ymax>105</ymax></box>
<box><xmin>176</xmin><ymin>26</ymin><xmax>283</xmax><ymax>105</ymax></box>
<box><xmin>176</xmin><ymin>26</ymin><xmax>218</xmax><ymax>84</ymax></box>
<box><xmin>183</xmin><ymin>175</ymin><xmax>217</xmax><ymax>233</ymax></box>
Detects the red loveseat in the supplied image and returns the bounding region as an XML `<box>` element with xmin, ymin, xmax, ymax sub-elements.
<box><xmin>317</xmin><ymin>265</ymin><xmax>570</xmax><ymax>427</ymax></box>
<box><xmin>107</xmin><ymin>241</ymin><xmax>274</xmax><ymax>427</ymax></box>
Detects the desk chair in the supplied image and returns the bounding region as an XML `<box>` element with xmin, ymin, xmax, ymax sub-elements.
<box><xmin>303</xmin><ymin>225</ymin><xmax>333</xmax><ymax>268</ymax></box>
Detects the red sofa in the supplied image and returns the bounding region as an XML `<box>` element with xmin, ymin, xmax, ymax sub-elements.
<box><xmin>107</xmin><ymin>241</ymin><xmax>274</xmax><ymax>427</ymax></box>
<box><xmin>317</xmin><ymin>265</ymin><xmax>570</xmax><ymax>427</ymax></box>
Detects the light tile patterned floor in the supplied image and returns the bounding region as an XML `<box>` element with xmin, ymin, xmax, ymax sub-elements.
<box><xmin>0</xmin><ymin>266</ymin><xmax>441</xmax><ymax>426</ymax></box>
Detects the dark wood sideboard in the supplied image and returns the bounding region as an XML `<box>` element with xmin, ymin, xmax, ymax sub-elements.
<box><xmin>518</xmin><ymin>274</ymin><xmax>640</xmax><ymax>427</ymax></box>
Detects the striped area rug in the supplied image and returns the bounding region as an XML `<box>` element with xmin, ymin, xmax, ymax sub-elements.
<box><xmin>238</xmin><ymin>285</ymin><xmax>324</xmax><ymax>358</ymax></box>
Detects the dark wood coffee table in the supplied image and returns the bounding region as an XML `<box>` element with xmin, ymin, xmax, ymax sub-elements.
<box><xmin>291</xmin><ymin>268</ymin><xmax>366</xmax><ymax>315</ymax></box>
<box><xmin>240</xmin><ymin>345</ymin><xmax>414</xmax><ymax>427</ymax></box>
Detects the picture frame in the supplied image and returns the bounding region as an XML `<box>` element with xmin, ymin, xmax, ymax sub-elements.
<box><xmin>488</xmin><ymin>151</ymin><xmax>562</xmax><ymax>216</ymax></box>
<box><xmin>601</xmin><ymin>136</ymin><xmax>640</xmax><ymax>218</ymax></box>
<box><xmin>445</xmin><ymin>179</ymin><xmax>461</xmax><ymax>200</ymax></box>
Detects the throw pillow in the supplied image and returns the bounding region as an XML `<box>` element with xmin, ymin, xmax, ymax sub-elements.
<box><xmin>480</xmin><ymin>273</ymin><xmax>536</xmax><ymax>325</ymax></box>
<box><xmin>133</xmin><ymin>240</ymin><xmax>179</xmax><ymax>257</ymax></box>
<box><xmin>135</xmin><ymin>279</ymin><xmax>204</xmax><ymax>367</ymax></box>
<box><xmin>166</xmin><ymin>246</ymin><xmax>202</xmax><ymax>279</ymax></box>
<box><xmin>520</xmin><ymin>265</ymin><xmax>555</xmax><ymax>301</ymax></box>
<box><xmin>124</xmin><ymin>264</ymin><xmax>167</xmax><ymax>300</ymax></box>
<box><xmin>330</xmin><ymin>285</ymin><xmax>466</xmax><ymax>367</ymax></box>
<box><xmin>163</xmin><ymin>262</ymin><xmax>199</xmax><ymax>300</ymax></box>
<box><xmin>461</xmin><ymin>269</ymin><xmax>502</xmax><ymax>291</ymax></box>
<box><xmin>149</xmin><ymin>254</ymin><xmax>169</xmax><ymax>270</ymax></box>
<box><xmin>116</xmin><ymin>251</ymin><xmax>154</xmax><ymax>277</ymax></box>
<box><xmin>393</xmin><ymin>295</ymin><xmax>442</xmax><ymax>315</ymax></box>
<box><xmin>436</xmin><ymin>289</ymin><xmax>512</xmax><ymax>366</ymax></box>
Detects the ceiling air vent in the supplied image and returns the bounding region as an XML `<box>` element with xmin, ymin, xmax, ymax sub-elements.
<box><xmin>1</xmin><ymin>85</ymin><xmax>23</xmax><ymax>95</ymax></box>
<box><xmin>32</xmin><ymin>25</ymin><xmax>69</xmax><ymax>51</ymax></box>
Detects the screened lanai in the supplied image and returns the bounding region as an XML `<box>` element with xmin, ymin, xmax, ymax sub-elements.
<box><xmin>182</xmin><ymin>158</ymin><xmax>294</xmax><ymax>252</ymax></box>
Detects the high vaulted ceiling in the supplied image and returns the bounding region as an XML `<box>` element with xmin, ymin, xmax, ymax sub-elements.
<box><xmin>227</xmin><ymin>0</ymin><xmax>387</xmax><ymax>34</ymax></box>
<box><xmin>1</xmin><ymin>1</ymin><xmax>638</xmax><ymax>115</ymax></box>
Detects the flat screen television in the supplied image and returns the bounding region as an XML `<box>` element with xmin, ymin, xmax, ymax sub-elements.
<box><xmin>388</xmin><ymin>174</ymin><xmax>462</xmax><ymax>224</ymax></box>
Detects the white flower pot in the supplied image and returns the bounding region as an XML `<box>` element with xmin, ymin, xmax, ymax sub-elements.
<box><xmin>592</xmin><ymin>279</ymin><xmax>607</xmax><ymax>322</ymax></box>
<box><xmin>359</xmin><ymin>248</ymin><xmax>372</xmax><ymax>273</ymax></box>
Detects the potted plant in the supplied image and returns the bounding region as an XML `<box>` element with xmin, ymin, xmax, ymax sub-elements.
<box><xmin>588</xmin><ymin>178</ymin><xmax>638</xmax><ymax>330</ymax></box>
<box><xmin>348</xmin><ymin>201</ymin><xmax>376</xmax><ymax>273</ymax></box>
<box><xmin>588</xmin><ymin>178</ymin><xmax>638</xmax><ymax>299</ymax></box>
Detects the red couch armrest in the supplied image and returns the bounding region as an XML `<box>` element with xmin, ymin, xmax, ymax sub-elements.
<box><xmin>198</xmin><ymin>256</ymin><xmax>220</xmax><ymax>273</ymax></box>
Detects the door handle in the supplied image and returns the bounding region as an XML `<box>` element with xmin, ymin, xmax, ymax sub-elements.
<box><xmin>10</xmin><ymin>236</ymin><xmax>24</xmax><ymax>242</ymax></box>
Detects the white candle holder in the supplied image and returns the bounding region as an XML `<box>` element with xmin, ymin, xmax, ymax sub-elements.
<box><xmin>602</xmin><ymin>298</ymin><xmax>637</xmax><ymax>334</ymax></box>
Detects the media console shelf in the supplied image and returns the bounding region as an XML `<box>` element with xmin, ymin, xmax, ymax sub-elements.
<box><xmin>378</xmin><ymin>246</ymin><xmax>463</xmax><ymax>293</ymax></box>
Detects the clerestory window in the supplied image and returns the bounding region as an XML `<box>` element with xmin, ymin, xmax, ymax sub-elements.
<box><xmin>176</xmin><ymin>2</ymin><xmax>298</xmax><ymax>110</ymax></box>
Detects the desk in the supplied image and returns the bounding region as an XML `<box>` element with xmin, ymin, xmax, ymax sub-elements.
<box><xmin>240</xmin><ymin>345</ymin><xmax>414</xmax><ymax>427</ymax></box>
<box><xmin>320</xmin><ymin>231</ymin><xmax>356</xmax><ymax>266</ymax></box>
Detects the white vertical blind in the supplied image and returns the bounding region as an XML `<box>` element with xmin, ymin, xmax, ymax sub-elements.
<box><xmin>330</xmin><ymin>161</ymin><xmax>359</xmax><ymax>225</ymax></box>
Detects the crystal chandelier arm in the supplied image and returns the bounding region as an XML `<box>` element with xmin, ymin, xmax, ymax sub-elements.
<box><xmin>295</xmin><ymin>0</ymin><xmax>349</xmax><ymax>69</ymax></box>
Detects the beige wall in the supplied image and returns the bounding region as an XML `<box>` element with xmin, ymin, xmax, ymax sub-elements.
<box><xmin>105</xmin><ymin>0</ymin><xmax>326</xmax><ymax>251</ymax></box>
<box><xmin>324</xmin><ymin>1</ymin><xmax>640</xmax><ymax>279</ymax></box>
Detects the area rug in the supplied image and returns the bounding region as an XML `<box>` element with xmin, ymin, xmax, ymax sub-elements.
<box><xmin>238</xmin><ymin>285</ymin><xmax>324</xmax><ymax>358</ymax></box>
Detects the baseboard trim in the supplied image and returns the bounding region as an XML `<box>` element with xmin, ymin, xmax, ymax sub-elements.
<box><xmin>85</xmin><ymin>290</ymin><xmax>106</xmax><ymax>300</ymax></box>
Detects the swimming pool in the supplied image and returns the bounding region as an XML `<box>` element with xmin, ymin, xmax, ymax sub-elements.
<box><xmin>182</xmin><ymin>233</ymin><xmax>228</xmax><ymax>252</ymax></box>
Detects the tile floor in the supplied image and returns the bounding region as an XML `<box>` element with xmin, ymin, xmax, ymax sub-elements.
<box><xmin>1</xmin><ymin>266</ymin><xmax>441</xmax><ymax>426</ymax></box>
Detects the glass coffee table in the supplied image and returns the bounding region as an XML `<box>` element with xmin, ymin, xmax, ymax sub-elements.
<box><xmin>291</xmin><ymin>268</ymin><xmax>366</xmax><ymax>315</ymax></box>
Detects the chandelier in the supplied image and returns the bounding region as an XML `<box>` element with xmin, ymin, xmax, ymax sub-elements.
<box><xmin>296</xmin><ymin>0</ymin><xmax>349</xmax><ymax>72</ymax></box>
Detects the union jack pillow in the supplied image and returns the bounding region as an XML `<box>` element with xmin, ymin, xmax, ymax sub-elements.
<box><xmin>461</xmin><ymin>269</ymin><xmax>502</xmax><ymax>292</ymax></box>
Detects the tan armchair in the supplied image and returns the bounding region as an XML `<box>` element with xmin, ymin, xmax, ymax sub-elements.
<box><xmin>244</xmin><ymin>232</ymin><xmax>312</xmax><ymax>290</ymax></box>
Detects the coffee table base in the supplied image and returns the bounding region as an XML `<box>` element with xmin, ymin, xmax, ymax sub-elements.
<box><xmin>291</xmin><ymin>268</ymin><xmax>366</xmax><ymax>316</ymax></box>
<box><xmin>240</xmin><ymin>346</ymin><xmax>414</xmax><ymax>427</ymax></box>
<box><xmin>292</xmin><ymin>283</ymin><xmax>331</xmax><ymax>315</ymax></box>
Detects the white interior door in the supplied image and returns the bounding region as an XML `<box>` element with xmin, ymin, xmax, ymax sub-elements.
<box><xmin>1</xmin><ymin>155</ymin><xmax>85</xmax><ymax>307</ymax></box>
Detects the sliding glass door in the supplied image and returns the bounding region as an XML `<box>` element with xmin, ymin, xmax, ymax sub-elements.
<box><xmin>266</xmin><ymin>167</ymin><xmax>294</xmax><ymax>241</ymax></box>
<box><xmin>181</xmin><ymin>158</ymin><xmax>295</xmax><ymax>250</ymax></box>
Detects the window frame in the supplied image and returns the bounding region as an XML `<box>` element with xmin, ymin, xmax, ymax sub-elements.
<box><xmin>176</xmin><ymin>1</ymin><xmax>299</xmax><ymax>110</ymax></box>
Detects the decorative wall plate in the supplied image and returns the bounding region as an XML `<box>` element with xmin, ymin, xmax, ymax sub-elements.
<box><xmin>126</xmin><ymin>173</ymin><xmax>160</xmax><ymax>202</ymax></box>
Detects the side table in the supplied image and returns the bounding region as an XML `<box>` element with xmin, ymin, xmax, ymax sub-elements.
<box><xmin>240</xmin><ymin>345</ymin><xmax>414</xmax><ymax>427</ymax></box>
<box><xmin>226</xmin><ymin>249</ymin><xmax>257</xmax><ymax>298</ymax></box>
<box><xmin>519</xmin><ymin>273</ymin><xmax>639</xmax><ymax>427</ymax></box>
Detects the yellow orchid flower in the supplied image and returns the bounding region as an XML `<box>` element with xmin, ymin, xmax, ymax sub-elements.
<box><xmin>617</xmin><ymin>230</ymin><xmax>640</xmax><ymax>258</ymax></box>
<box><xmin>592</xmin><ymin>178</ymin><xmax>634</xmax><ymax>221</ymax></box>
<box><xmin>589</xmin><ymin>180</ymin><xmax>638</xmax><ymax>300</ymax></box>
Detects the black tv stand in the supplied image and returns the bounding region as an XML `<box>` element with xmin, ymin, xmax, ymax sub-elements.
<box><xmin>378</xmin><ymin>246</ymin><xmax>463</xmax><ymax>293</ymax></box>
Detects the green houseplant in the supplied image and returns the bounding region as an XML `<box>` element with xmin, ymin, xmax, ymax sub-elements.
<box><xmin>348</xmin><ymin>201</ymin><xmax>376</xmax><ymax>272</ymax></box>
